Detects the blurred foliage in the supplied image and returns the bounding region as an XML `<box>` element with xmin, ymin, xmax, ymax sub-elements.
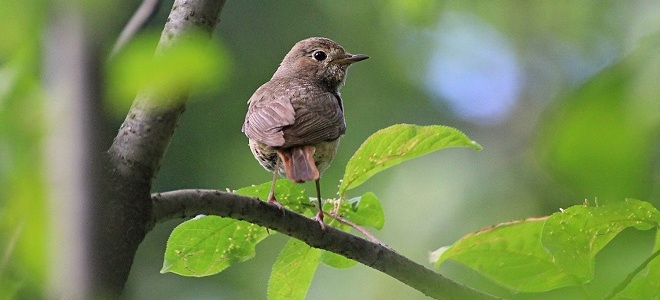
<box><xmin>107</xmin><ymin>32</ymin><xmax>231</xmax><ymax>113</ymax></box>
<box><xmin>537</xmin><ymin>36</ymin><xmax>660</xmax><ymax>202</ymax></box>
<box><xmin>0</xmin><ymin>0</ymin><xmax>48</xmax><ymax>297</ymax></box>
<box><xmin>0</xmin><ymin>0</ymin><xmax>658</xmax><ymax>299</ymax></box>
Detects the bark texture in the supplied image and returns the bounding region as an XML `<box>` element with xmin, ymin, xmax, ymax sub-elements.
<box><xmin>98</xmin><ymin>0</ymin><xmax>226</xmax><ymax>296</ymax></box>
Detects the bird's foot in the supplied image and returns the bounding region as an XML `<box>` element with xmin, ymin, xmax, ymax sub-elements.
<box><xmin>267</xmin><ymin>195</ymin><xmax>284</xmax><ymax>211</ymax></box>
<box><xmin>312</xmin><ymin>210</ymin><xmax>326</xmax><ymax>230</ymax></box>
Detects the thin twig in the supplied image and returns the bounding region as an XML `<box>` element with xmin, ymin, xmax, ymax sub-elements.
<box><xmin>0</xmin><ymin>220</ymin><xmax>25</xmax><ymax>276</ymax></box>
<box><xmin>603</xmin><ymin>247</ymin><xmax>660</xmax><ymax>300</ymax></box>
<box><xmin>110</xmin><ymin>0</ymin><xmax>162</xmax><ymax>57</ymax></box>
<box><xmin>325</xmin><ymin>212</ymin><xmax>389</xmax><ymax>247</ymax></box>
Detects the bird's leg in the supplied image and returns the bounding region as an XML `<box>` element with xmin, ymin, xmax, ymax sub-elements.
<box><xmin>312</xmin><ymin>179</ymin><xmax>326</xmax><ymax>230</ymax></box>
<box><xmin>267</xmin><ymin>158</ymin><xmax>284</xmax><ymax>210</ymax></box>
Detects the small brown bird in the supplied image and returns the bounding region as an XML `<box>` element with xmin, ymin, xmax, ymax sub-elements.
<box><xmin>242</xmin><ymin>37</ymin><xmax>368</xmax><ymax>227</ymax></box>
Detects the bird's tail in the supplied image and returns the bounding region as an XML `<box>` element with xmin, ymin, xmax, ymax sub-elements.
<box><xmin>277</xmin><ymin>146</ymin><xmax>319</xmax><ymax>183</ymax></box>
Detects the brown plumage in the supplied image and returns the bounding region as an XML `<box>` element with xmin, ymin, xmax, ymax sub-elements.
<box><xmin>242</xmin><ymin>37</ymin><xmax>368</xmax><ymax>227</ymax></box>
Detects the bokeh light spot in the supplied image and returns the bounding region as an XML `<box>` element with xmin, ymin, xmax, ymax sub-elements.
<box><xmin>426</xmin><ymin>12</ymin><xmax>521</xmax><ymax>125</ymax></box>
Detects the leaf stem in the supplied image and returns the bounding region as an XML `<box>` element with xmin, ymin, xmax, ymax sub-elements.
<box><xmin>325</xmin><ymin>212</ymin><xmax>388</xmax><ymax>247</ymax></box>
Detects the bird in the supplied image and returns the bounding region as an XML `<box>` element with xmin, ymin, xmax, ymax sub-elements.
<box><xmin>242</xmin><ymin>37</ymin><xmax>368</xmax><ymax>228</ymax></box>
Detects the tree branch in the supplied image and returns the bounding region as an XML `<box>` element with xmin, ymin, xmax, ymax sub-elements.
<box><xmin>111</xmin><ymin>0</ymin><xmax>163</xmax><ymax>57</ymax></box>
<box><xmin>151</xmin><ymin>189</ymin><xmax>499</xmax><ymax>300</ymax></box>
<box><xmin>108</xmin><ymin>0</ymin><xmax>226</xmax><ymax>179</ymax></box>
<box><xmin>97</xmin><ymin>0</ymin><xmax>226</xmax><ymax>296</ymax></box>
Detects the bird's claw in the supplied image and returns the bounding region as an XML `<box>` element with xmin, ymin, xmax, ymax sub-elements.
<box><xmin>267</xmin><ymin>198</ymin><xmax>284</xmax><ymax>210</ymax></box>
<box><xmin>312</xmin><ymin>211</ymin><xmax>326</xmax><ymax>230</ymax></box>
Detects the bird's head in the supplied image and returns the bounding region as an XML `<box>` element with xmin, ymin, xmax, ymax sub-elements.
<box><xmin>273</xmin><ymin>37</ymin><xmax>368</xmax><ymax>89</ymax></box>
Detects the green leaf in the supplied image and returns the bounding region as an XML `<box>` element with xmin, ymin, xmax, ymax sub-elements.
<box><xmin>616</xmin><ymin>230</ymin><xmax>660</xmax><ymax>299</ymax></box>
<box><xmin>541</xmin><ymin>199</ymin><xmax>660</xmax><ymax>281</ymax></box>
<box><xmin>318</xmin><ymin>193</ymin><xmax>379</xmax><ymax>268</ymax></box>
<box><xmin>320</xmin><ymin>251</ymin><xmax>357</xmax><ymax>269</ymax></box>
<box><xmin>340</xmin><ymin>192</ymin><xmax>385</xmax><ymax>230</ymax></box>
<box><xmin>434</xmin><ymin>199</ymin><xmax>660</xmax><ymax>292</ymax></box>
<box><xmin>161</xmin><ymin>216</ymin><xmax>268</xmax><ymax>276</ymax></box>
<box><xmin>235</xmin><ymin>180</ymin><xmax>310</xmax><ymax>214</ymax></box>
<box><xmin>268</xmin><ymin>238</ymin><xmax>322</xmax><ymax>300</ymax></box>
<box><xmin>432</xmin><ymin>217</ymin><xmax>572</xmax><ymax>292</ymax></box>
<box><xmin>338</xmin><ymin>124</ymin><xmax>481</xmax><ymax>196</ymax></box>
<box><xmin>161</xmin><ymin>180</ymin><xmax>310</xmax><ymax>276</ymax></box>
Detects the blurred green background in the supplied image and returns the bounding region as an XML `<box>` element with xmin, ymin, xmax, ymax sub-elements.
<box><xmin>1</xmin><ymin>0</ymin><xmax>659</xmax><ymax>299</ymax></box>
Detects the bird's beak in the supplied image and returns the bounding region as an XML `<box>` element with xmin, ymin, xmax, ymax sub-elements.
<box><xmin>336</xmin><ymin>53</ymin><xmax>369</xmax><ymax>64</ymax></box>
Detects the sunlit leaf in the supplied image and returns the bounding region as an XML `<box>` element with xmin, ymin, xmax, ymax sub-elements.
<box><xmin>161</xmin><ymin>216</ymin><xmax>268</xmax><ymax>276</ymax></box>
<box><xmin>432</xmin><ymin>217</ymin><xmax>574</xmax><ymax>292</ymax></box>
<box><xmin>541</xmin><ymin>199</ymin><xmax>660</xmax><ymax>281</ymax></box>
<box><xmin>161</xmin><ymin>180</ymin><xmax>310</xmax><ymax>276</ymax></box>
<box><xmin>268</xmin><ymin>238</ymin><xmax>322</xmax><ymax>300</ymax></box>
<box><xmin>320</xmin><ymin>251</ymin><xmax>357</xmax><ymax>269</ymax></box>
<box><xmin>235</xmin><ymin>180</ymin><xmax>310</xmax><ymax>214</ymax></box>
<box><xmin>339</xmin><ymin>124</ymin><xmax>481</xmax><ymax>196</ymax></box>
<box><xmin>340</xmin><ymin>192</ymin><xmax>385</xmax><ymax>230</ymax></box>
<box><xmin>434</xmin><ymin>199</ymin><xmax>660</xmax><ymax>292</ymax></box>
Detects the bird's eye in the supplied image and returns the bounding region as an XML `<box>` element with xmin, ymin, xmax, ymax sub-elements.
<box><xmin>312</xmin><ymin>50</ymin><xmax>327</xmax><ymax>61</ymax></box>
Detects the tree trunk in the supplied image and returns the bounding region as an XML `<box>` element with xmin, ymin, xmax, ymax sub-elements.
<box><xmin>91</xmin><ymin>0</ymin><xmax>227</xmax><ymax>296</ymax></box>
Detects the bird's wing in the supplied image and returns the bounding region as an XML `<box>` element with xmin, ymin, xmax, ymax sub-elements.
<box><xmin>242</xmin><ymin>83</ymin><xmax>296</xmax><ymax>147</ymax></box>
<box><xmin>243</xmin><ymin>80</ymin><xmax>346</xmax><ymax>148</ymax></box>
<box><xmin>281</xmin><ymin>87</ymin><xmax>346</xmax><ymax>148</ymax></box>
